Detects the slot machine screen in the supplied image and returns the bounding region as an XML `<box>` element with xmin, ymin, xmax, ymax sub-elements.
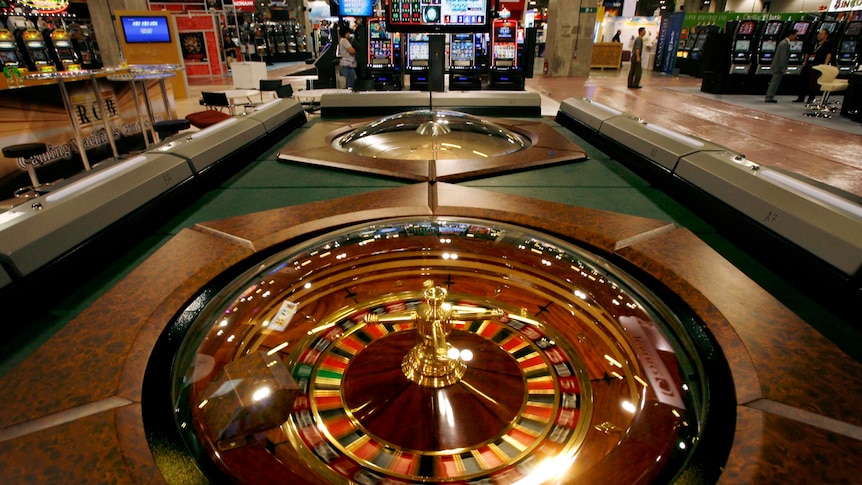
<box><xmin>387</xmin><ymin>0</ymin><xmax>491</xmax><ymax>33</ymax></box>
<box><xmin>792</xmin><ymin>22</ymin><xmax>810</xmax><ymax>36</ymax></box>
<box><xmin>494</xmin><ymin>43</ymin><xmax>515</xmax><ymax>66</ymax></box>
<box><xmin>840</xmin><ymin>40</ymin><xmax>857</xmax><ymax>55</ymax></box>
<box><xmin>56</xmin><ymin>48</ymin><xmax>76</xmax><ymax>60</ymax></box>
<box><xmin>0</xmin><ymin>50</ymin><xmax>19</xmax><ymax>64</ymax></box>
<box><xmin>694</xmin><ymin>36</ymin><xmax>707</xmax><ymax>50</ymax></box>
<box><xmin>820</xmin><ymin>22</ymin><xmax>837</xmax><ymax>33</ymax></box>
<box><xmin>735</xmin><ymin>40</ymin><xmax>750</xmax><ymax>51</ymax></box>
<box><xmin>738</xmin><ymin>21</ymin><xmax>756</xmax><ymax>35</ymax></box>
<box><xmin>409</xmin><ymin>41</ymin><xmax>429</xmax><ymax>62</ymax></box>
<box><xmin>765</xmin><ymin>22</ymin><xmax>783</xmax><ymax>35</ymax></box>
<box><xmin>789</xmin><ymin>40</ymin><xmax>803</xmax><ymax>52</ymax></box>
<box><xmin>846</xmin><ymin>22</ymin><xmax>862</xmax><ymax>36</ymax></box>
<box><xmin>761</xmin><ymin>40</ymin><xmax>777</xmax><ymax>52</ymax></box>
<box><xmin>370</xmin><ymin>21</ymin><xmax>389</xmax><ymax>40</ymax></box>
<box><xmin>451</xmin><ymin>35</ymin><xmax>473</xmax><ymax>66</ymax></box>
<box><xmin>25</xmin><ymin>42</ymin><xmax>49</xmax><ymax>61</ymax></box>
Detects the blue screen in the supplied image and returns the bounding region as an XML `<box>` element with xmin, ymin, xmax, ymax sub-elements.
<box><xmin>121</xmin><ymin>16</ymin><xmax>171</xmax><ymax>44</ymax></box>
<box><xmin>341</xmin><ymin>0</ymin><xmax>375</xmax><ymax>17</ymax></box>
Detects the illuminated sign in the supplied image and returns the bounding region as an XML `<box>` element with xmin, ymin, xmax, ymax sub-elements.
<box><xmin>18</xmin><ymin>0</ymin><xmax>69</xmax><ymax>13</ymax></box>
<box><xmin>829</xmin><ymin>0</ymin><xmax>862</xmax><ymax>11</ymax></box>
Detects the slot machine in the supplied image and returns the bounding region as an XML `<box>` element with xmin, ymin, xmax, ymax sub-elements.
<box><xmin>368</xmin><ymin>18</ymin><xmax>401</xmax><ymax>90</ymax></box>
<box><xmin>0</xmin><ymin>29</ymin><xmax>24</xmax><ymax>72</ymax></box>
<box><xmin>406</xmin><ymin>33</ymin><xmax>430</xmax><ymax>91</ymax></box>
<box><xmin>729</xmin><ymin>20</ymin><xmax>760</xmax><ymax>75</ymax></box>
<box><xmin>489</xmin><ymin>19</ymin><xmax>522</xmax><ymax>90</ymax></box>
<box><xmin>755</xmin><ymin>20</ymin><xmax>787</xmax><ymax>75</ymax></box>
<box><xmin>785</xmin><ymin>20</ymin><xmax>812</xmax><ymax>75</ymax></box>
<box><xmin>44</xmin><ymin>29</ymin><xmax>82</xmax><ymax>71</ymax></box>
<box><xmin>836</xmin><ymin>20</ymin><xmax>862</xmax><ymax>76</ymax></box>
<box><xmin>16</xmin><ymin>28</ymin><xmax>57</xmax><ymax>73</ymax></box>
<box><xmin>448</xmin><ymin>33</ymin><xmax>481</xmax><ymax>90</ymax></box>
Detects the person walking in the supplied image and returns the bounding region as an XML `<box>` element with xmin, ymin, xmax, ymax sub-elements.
<box><xmin>627</xmin><ymin>27</ymin><xmax>646</xmax><ymax>89</ymax></box>
<box><xmin>338</xmin><ymin>26</ymin><xmax>357</xmax><ymax>90</ymax></box>
<box><xmin>794</xmin><ymin>29</ymin><xmax>832</xmax><ymax>103</ymax></box>
<box><xmin>612</xmin><ymin>30</ymin><xmax>621</xmax><ymax>42</ymax></box>
<box><xmin>765</xmin><ymin>29</ymin><xmax>797</xmax><ymax>103</ymax></box>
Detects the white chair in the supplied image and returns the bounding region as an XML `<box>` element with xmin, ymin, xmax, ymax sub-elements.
<box><xmin>805</xmin><ymin>65</ymin><xmax>849</xmax><ymax>118</ymax></box>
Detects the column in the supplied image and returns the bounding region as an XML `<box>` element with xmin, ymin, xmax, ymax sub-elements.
<box><xmin>86</xmin><ymin>0</ymin><xmax>150</xmax><ymax>67</ymax></box>
<box><xmin>544</xmin><ymin>0</ymin><xmax>598</xmax><ymax>77</ymax></box>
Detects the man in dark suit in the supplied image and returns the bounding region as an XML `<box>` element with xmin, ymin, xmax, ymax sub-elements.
<box><xmin>765</xmin><ymin>29</ymin><xmax>797</xmax><ymax>103</ymax></box>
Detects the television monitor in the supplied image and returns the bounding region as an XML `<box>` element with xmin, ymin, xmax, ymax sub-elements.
<box><xmin>735</xmin><ymin>39</ymin><xmax>750</xmax><ymax>51</ymax></box>
<box><xmin>840</xmin><ymin>40</ymin><xmax>857</xmax><ymax>53</ymax></box>
<box><xmin>738</xmin><ymin>21</ymin><xmax>756</xmax><ymax>35</ymax></box>
<box><xmin>789</xmin><ymin>40</ymin><xmax>803</xmax><ymax>52</ymax></box>
<box><xmin>340</xmin><ymin>0</ymin><xmax>375</xmax><ymax>17</ymax></box>
<box><xmin>845</xmin><ymin>21</ymin><xmax>862</xmax><ymax>36</ymax></box>
<box><xmin>121</xmin><ymin>16</ymin><xmax>172</xmax><ymax>44</ymax></box>
<box><xmin>792</xmin><ymin>21</ymin><xmax>810</xmax><ymax>36</ymax></box>
<box><xmin>387</xmin><ymin>0</ymin><xmax>491</xmax><ymax>33</ymax></box>
<box><xmin>761</xmin><ymin>40</ymin><xmax>777</xmax><ymax>52</ymax></box>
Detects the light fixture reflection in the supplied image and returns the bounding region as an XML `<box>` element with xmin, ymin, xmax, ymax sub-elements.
<box><xmin>512</xmin><ymin>455</ymin><xmax>576</xmax><ymax>485</ymax></box>
<box><xmin>252</xmin><ymin>386</ymin><xmax>272</xmax><ymax>402</ymax></box>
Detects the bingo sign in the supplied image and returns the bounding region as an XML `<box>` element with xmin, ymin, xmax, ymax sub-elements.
<box><xmin>829</xmin><ymin>0</ymin><xmax>862</xmax><ymax>11</ymax></box>
<box><xmin>341</xmin><ymin>0</ymin><xmax>375</xmax><ymax>16</ymax></box>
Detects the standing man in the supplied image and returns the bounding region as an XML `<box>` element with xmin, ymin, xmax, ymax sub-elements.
<box><xmin>765</xmin><ymin>29</ymin><xmax>797</xmax><ymax>103</ymax></box>
<box><xmin>794</xmin><ymin>29</ymin><xmax>832</xmax><ymax>103</ymax></box>
<box><xmin>628</xmin><ymin>27</ymin><xmax>646</xmax><ymax>89</ymax></box>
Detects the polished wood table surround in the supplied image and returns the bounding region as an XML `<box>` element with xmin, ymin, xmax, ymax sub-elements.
<box><xmin>276</xmin><ymin>116</ymin><xmax>589</xmax><ymax>183</ymax></box>
<box><xmin>0</xmin><ymin>183</ymin><xmax>860</xmax><ymax>483</ymax></box>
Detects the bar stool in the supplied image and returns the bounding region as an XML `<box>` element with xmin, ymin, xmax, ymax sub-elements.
<box><xmin>2</xmin><ymin>142</ymin><xmax>47</xmax><ymax>198</ymax></box>
<box><xmin>153</xmin><ymin>119</ymin><xmax>191</xmax><ymax>142</ymax></box>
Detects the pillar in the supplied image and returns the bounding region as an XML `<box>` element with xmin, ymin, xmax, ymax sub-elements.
<box><xmin>544</xmin><ymin>0</ymin><xmax>598</xmax><ymax>77</ymax></box>
<box><xmin>86</xmin><ymin>0</ymin><xmax>149</xmax><ymax>67</ymax></box>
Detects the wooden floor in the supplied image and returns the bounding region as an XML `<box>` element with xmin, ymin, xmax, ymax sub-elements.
<box><xmin>180</xmin><ymin>64</ymin><xmax>862</xmax><ymax>199</ymax></box>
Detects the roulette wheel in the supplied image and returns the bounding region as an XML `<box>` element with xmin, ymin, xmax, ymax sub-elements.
<box><xmin>159</xmin><ymin>217</ymin><xmax>732</xmax><ymax>484</ymax></box>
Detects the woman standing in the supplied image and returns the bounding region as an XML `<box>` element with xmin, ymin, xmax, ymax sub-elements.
<box><xmin>339</xmin><ymin>27</ymin><xmax>357</xmax><ymax>90</ymax></box>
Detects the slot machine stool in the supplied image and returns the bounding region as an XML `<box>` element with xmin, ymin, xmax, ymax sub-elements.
<box><xmin>153</xmin><ymin>119</ymin><xmax>191</xmax><ymax>142</ymax></box>
<box><xmin>2</xmin><ymin>142</ymin><xmax>47</xmax><ymax>198</ymax></box>
<box><xmin>805</xmin><ymin>65</ymin><xmax>849</xmax><ymax>118</ymax></box>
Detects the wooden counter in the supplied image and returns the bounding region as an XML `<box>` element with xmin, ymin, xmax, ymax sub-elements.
<box><xmin>591</xmin><ymin>42</ymin><xmax>623</xmax><ymax>70</ymax></box>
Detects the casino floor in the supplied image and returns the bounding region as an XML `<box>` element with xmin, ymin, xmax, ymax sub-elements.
<box><xmin>0</xmin><ymin>67</ymin><xmax>860</xmax><ymax>484</ymax></box>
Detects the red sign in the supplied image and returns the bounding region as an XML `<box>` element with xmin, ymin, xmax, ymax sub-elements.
<box><xmin>234</xmin><ymin>0</ymin><xmax>257</xmax><ymax>12</ymax></box>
